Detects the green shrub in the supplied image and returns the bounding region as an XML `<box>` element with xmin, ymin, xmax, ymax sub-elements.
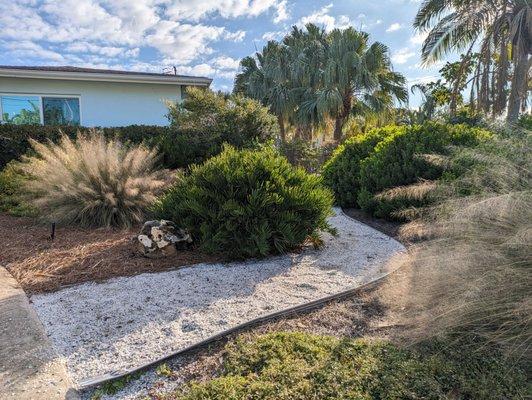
<box><xmin>21</xmin><ymin>133</ymin><xmax>166</xmax><ymax>228</ymax></box>
<box><xmin>0</xmin><ymin>161</ymin><xmax>36</xmax><ymax>217</ymax></box>
<box><xmin>517</xmin><ymin>113</ymin><xmax>532</xmax><ymax>130</ymax></box>
<box><xmin>155</xmin><ymin>146</ymin><xmax>334</xmax><ymax>259</ymax></box>
<box><xmin>321</xmin><ymin>126</ymin><xmax>398</xmax><ymax>207</ymax></box>
<box><xmin>357</xmin><ymin>123</ymin><xmax>491</xmax><ymax>217</ymax></box>
<box><xmin>167</xmin><ymin>88</ymin><xmax>279</xmax><ymax>146</ymax></box>
<box><xmin>280</xmin><ymin>139</ymin><xmax>337</xmax><ymax>173</ymax></box>
<box><xmin>0</xmin><ymin>93</ymin><xmax>278</xmax><ymax>170</ymax></box>
<box><xmin>171</xmin><ymin>332</ymin><xmax>526</xmax><ymax>399</ymax></box>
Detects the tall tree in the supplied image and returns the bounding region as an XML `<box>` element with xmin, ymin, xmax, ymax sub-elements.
<box><xmin>414</xmin><ymin>0</ymin><xmax>531</xmax><ymax>122</ymax></box>
<box><xmin>301</xmin><ymin>28</ymin><xmax>407</xmax><ymax>140</ymax></box>
<box><xmin>234</xmin><ymin>41</ymin><xmax>293</xmax><ymax>142</ymax></box>
<box><xmin>235</xmin><ymin>24</ymin><xmax>407</xmax><ymax>141</ymax></box>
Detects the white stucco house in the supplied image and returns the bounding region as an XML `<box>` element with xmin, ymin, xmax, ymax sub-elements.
<box><xmin>0</xmin><ymin>66</ymin><xmax>212</xmax><ymax>127</ymax></box>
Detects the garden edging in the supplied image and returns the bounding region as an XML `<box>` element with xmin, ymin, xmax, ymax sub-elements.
<box><xmin>76</xmin><ymin>208</ymin><xmax>406</xmax><ymax>391</ymax></box>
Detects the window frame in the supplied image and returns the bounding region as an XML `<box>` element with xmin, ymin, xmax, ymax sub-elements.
<box><xmin>0</xmin><ymin>93</ymin><xmax>82</xmax><ymax>125</ymax></box>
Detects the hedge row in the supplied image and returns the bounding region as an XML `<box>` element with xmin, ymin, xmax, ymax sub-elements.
<box><xmin>0</xmin><ymin>89</ymin><xmax>279</xmax><ymax>170</ymax></box>
<box><xmin>0</xmin><ymin>123</ymin><xmax>265</xmax><ymax>170</ymax></box>
<box><xmin>323</xmin><ymin>122</ymin><xmax>492</xmax><ymax>219</ymax></box>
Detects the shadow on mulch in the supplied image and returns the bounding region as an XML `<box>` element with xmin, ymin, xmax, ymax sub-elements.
<box><xmin>0</xmin><ymin>214</ymin><xmax>220</xmax><ymax>295</ymax></box>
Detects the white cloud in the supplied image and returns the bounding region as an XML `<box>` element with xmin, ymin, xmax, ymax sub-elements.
<box><xmin>145</xmin><ymin>21</ymin><xmax>225</xmax><ymax>64</ymax></box>
<box><xmin>273</xmin><ymin>0</ymin><xmax>289</xmax><ymax>23</ymax></box>
<box><xmin>410</xmin><ymin>31</ymin><xmax>428</xmax><ymax>45</ymax></box>
<box><xmin>165</xmin><ymin>0</ymin><xmax>281</xmax><ymax>21</ymax></box>
<box><xmin>173</xmin><ymin>63</ymin><xmax>235</xmax><ymax>80</ymax></box>
<box><xmin>386</xmin><ymin>23</ymin><xmax>402</xmax><ymax>33</ymax></box>
<box><xmin>0</xmin><ymin>0</ymin><xmax>265</xmax><ymax>71</ymax></box>
<box><xmin>262</xmin><ymin>30</ymin><xmax>285</xmax><ymax>41</ymax></box>
<box><xmin>224</xmin><ymin>30</ymin><xmax>247</xmax><ymax>42</ymax></box>
<box><xmin>65</xmin><ymin>42</ymin><xmax>139</xmax><ymax>58</ymax></box>
<box><xmin>2</xmin><ymin>40</ymin><xmax>65</xmax><ymax>62</ymax></box>
<box><xmin>212</xmin><ymin>56</ymin><xmax>240</xmax><ymax>70</ymax></box>
<box><xmin>298</xmin><ymin>4</ymin><xmax>351</xmax><ymax>32</ymax></box>
<box><xmin>407</xmin><ymin>75</ymin><xmax>438</xmax><ymax>85</ymax></box>
<box><xmin>392</xmin><ymin>48</ymin><xmax>416</xmax><ymax>64</ymax></box>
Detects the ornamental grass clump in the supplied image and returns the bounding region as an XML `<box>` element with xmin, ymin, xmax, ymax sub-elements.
<box><xmin>380</xmin><ymin>132</ymin><xmax>531</xmax><ymax>359</ymax></box>
<box><xmin>21</xmin><ymin>132</ymin><xmax>166</xmax><ymax>228</ymax></box>
<box><xmin>155</xmin><ymin>146</ymin><xmax>334</xmax><ymax>259</ymax></box>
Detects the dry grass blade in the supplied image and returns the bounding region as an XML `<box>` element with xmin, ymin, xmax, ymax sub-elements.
<box><xmin>374</xmin><ymin>180</ymin><xmax>437</xmax><ymax>202</ymax></box>
<box><xmin>380</xmin><ymin>132</ymin><xmax>532</xmax><ymax>360</ymax></box>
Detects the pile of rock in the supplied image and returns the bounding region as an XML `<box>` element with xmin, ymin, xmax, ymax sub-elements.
<box><xmin>135</xmin><ymin>220</ymin><xmax>192</xmax><ymax>258</ymax></box>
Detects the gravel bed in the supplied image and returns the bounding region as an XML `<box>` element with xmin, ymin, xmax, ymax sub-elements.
<box><xmin>31</xmin><ymin>209</ymin><xmax>405</xmax><ymax>388</ymax></box>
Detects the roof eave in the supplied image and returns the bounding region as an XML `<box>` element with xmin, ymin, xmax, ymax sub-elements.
<box><xmin>0</xmin><ymin>68</ymin><xmax>212</xmax><ymax>86</ymax></box>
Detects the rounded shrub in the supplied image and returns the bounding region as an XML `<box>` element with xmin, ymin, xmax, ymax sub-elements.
<box><xmin>357</xmin><ymin>122</ymin><xmax>491</xmax><ymax>216</ymax></box>
<box><xmin>21</xmin><ymin>133</ymin><xmax>166</xmax><ymax>228</ymax></box>
<box><xmin>154</xmin><ymin>146</ymin><xmax>334</xmax><ymax>259</ymax></box>
<box><xmin>321</xmin><ymin>126</ymin><xmax>399</xmax><ymax>207</ymax></box>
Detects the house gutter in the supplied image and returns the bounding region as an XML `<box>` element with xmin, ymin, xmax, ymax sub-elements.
<box><xmin>0</xmin><ymin>68</ymin><xmax>212</xmax><ymax>86</ymax></box>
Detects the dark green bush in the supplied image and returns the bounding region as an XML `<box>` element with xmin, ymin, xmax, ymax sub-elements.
<box><xmin>154</xmin><ymin>146</ymin><xmax>334</xmax><ymax>259</ymax></box>
<box><xmin>357</xmin><ymin>122</ymin><xmax>491</xmax><ymax>217</ymax></box>
<box><xmin>517</xmin><ymin>113</ymin><xmax>532</xmax><ymax>130</ymax></box>
<box><xmin>0</xmin><ymin>161</ymin><xmax>36</xmax><ymax>217</ymax></box>
<box><xmin>321</xmin><ymin>126</ymin><xmax>396</xmax><ymax>207</ymax></box>
<box><xmin>0</xmin><ymin>124</ymin><xmax>168</xmax><ymax>169</ymax></box>
<box><xmin>171</xmin><ymin>332</ymin><xmax>526</xmax><ymax>400</ymax></box>
<box><xmin>321</xmin><ymin>123</ymin><xmax>491</xmax><ymax>218</ymax></box>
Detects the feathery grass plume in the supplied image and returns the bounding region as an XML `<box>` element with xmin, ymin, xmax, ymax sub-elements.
<box><xmin>21</xmin><ymin>131</ymin><xmax>166</xmax><ymax>228</ymax></box>
<box><xmin>374</xmin><ymin>180</ymin><xmax>437</xmax><ymax>202</ymax></box>
<box><xmin>380</xmin><ymin>132</ymin><xmax>531</xmax><ymax>360</ymax></box>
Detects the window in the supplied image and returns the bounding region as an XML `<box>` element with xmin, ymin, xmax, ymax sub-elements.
<box><xmin>1</xmin><ymin>95</ymin><xmax>40</xmax><ymax>124</ymax></box>
<box><xmin>43</xmin><ymin>97</ymin><xmax>80</xmax><ymax>126</ymax></box>
<box><xmin>0</xmin><ymin>95</ymin><xmax>81</xmax><ymax>125</ymax></box>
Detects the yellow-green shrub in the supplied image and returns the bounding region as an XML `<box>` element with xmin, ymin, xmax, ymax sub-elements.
<box><xmin>321</xmin><ymin>126</ymin><xmax>395</xmax><ymax>207</ymax></box>
<box><xmin>170</xmin><ymin>332</ymin><xmax>526</xmax><ymax>399</ymax></box>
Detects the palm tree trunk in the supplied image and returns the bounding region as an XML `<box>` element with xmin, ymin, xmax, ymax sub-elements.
<box><xmin>507</xmin><ymin>54</ymin><xmax>530</xmax><ymax>123</ymax></box>
<box><xmin>333</xmin><ymin>92</ymin><xmax>352</xmax><ymax>141</ymax></box>
<box><xmin>450</xmin><ymin>43</ymin><xmax>475</xmax><ymax>116</ymax></box>
<box><xmin>277</xmin><ymin>115</ymin><xmax>286</xmax><ymax>142</ymax></box>
<box><xmin>494</xmin><ymin>39</ymin><xmax>509</xmax><ymax>116</ymax></box>
<box><xmin>333</xmin><ymin>117</ymin><xmax>344</xmax><ymax>141</ymax></box>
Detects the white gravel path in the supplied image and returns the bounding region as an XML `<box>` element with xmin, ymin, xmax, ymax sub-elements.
<box><xmin>31</xmin><ymin>208</ymin><xmax>405</xmax><ymax>388</ymax></box>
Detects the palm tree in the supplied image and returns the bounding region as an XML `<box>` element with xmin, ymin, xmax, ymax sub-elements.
<box><xmin>414</xmin><ymin>0</ymin><xmax>531</xmax><ymax>122</ymax></box>
<box><xmin>234</xmin><ymin>41</ymin><xmax>293</xmax><ymax>142</ymax></box>
<box><xmin>411</xmin><ymin>83</ymin><xmax>438</xmax><ymax>122</ymax></box>
<box><xmin>235</xmin><ymin>24</ymin><xmax>407</xmax><ymax>141</ymax></box>
<box><xmin>295</xmin><ymin>26</ymin><xmax>407</xmax><ymax>140</ymax></box>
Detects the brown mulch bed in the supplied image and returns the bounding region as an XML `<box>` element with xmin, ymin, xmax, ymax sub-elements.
<box><xmin>0</xmin><ymin>214</ymin><xmax>220</xmax><ymax>295</ymax></box>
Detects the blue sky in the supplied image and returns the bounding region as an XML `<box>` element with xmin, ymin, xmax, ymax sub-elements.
<box><xmin>0</xmin><ymin>0</ymin><xmax>453</xmax><ymax>106</ymax></box>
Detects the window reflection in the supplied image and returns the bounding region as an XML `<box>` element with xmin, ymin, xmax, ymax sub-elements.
<box><xmin>1</xmin><ymin>95</ymin><xmax>40</xmax><ymax>124</ymax></box>
<box><xmin>43</xmin><ymin>97</ymin><xmax>80</xmax><ymax>126</ymax></box>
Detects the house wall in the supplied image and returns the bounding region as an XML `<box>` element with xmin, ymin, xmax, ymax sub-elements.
<box><xmin>0</xmin><ymin>77</ymin><xmax>183</xmax><ymax>126</ymax></box>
